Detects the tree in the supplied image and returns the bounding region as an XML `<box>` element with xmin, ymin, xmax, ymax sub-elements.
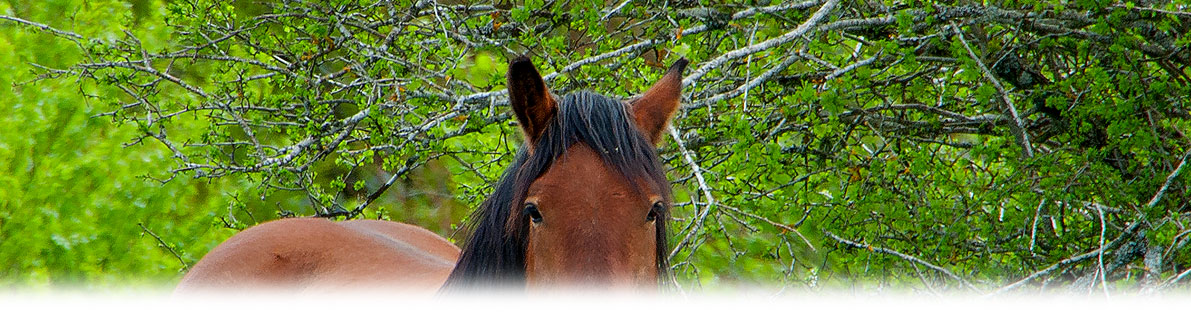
<box><xmin>4</xmin><ymin>0</ymin><xmax>1190</xmax><ymax>294</ymax></box>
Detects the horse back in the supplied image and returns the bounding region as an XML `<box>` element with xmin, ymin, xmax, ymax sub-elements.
<box><xmin>175</xmin><ymin>218</ymin><xmax>460</xmax><ymax>294</ymax></box>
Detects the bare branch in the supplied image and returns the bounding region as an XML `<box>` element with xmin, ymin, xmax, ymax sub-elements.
<box><xmin>0</xmin><ymin>14</ymin><xmax>83</xmax><ymax>40</ymax></box>
<box><xmin>667</xmin><ymin>125</ymin><xmax>717</xmax><ymax>262</ymax></box>
<box><xmin>683</xmin><ymin>0</ymin><xmax>840</xmax><ymax>86</ymax></box>
<box><xmin>950</xmin><ymin>23</ymin><xmax>1033</xmax><ymax>158</ymax></box>
<box><xmin>824</xmin><ymin>231</ymin><xmax>981</xmax><ymax>292</ymax></box>
<box><xmin>138</xmin><ymin>223</ymin><xmax>190</xmax><ymax>271</ymax></box>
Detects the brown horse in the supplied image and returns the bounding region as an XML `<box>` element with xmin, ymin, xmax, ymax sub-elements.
<box><xmin>175</xmin><ymin>56</ymin><xmax>687</xmax><ymax>293</ymax></box>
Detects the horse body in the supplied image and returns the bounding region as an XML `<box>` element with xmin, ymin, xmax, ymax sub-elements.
<box><xmin>175</xmin><ymin>218</ymin><xmax>458</xmax><ymax>293</ymax></box>
<box><xmin>176</xmin><ymin>56</ymin><xmax>687</xmax><ymax>293</ymax></box>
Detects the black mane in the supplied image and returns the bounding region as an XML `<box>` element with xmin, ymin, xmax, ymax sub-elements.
<box><xmin>440</xmin><ymin>91</ymin><xmax>672</xmax><ymax>290</ymax></box>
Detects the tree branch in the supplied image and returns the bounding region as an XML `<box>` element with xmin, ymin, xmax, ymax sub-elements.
<box><xmin>824</xmin><ymin>231</ymin><xmax>981</xmax><ymax>293</ymax></box>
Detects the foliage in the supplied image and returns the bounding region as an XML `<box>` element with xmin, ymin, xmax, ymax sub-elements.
<box><xmin>3</xmin><ymin>0</ymin><xmax>1191</xmax><ymax>294</ymax></box>
<box><xmin>0</xmin><ymin>0</ymin><xmax>254</xmax><ymax>287</ymax></box>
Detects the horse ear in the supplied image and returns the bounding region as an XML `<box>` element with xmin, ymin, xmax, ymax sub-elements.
<box><xmin>630</xmin><ymin>58</ymin><xmax>688</xmax><ymax>145</ymax></box>
<box><xmin>507</xmin><ymin>56</ymin><xmax>557</xmax><ymax>144</ymax></box>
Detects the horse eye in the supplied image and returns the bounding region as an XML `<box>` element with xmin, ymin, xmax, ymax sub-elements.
<box><xmin>646</xmin><ymin>202</ymin><xmax>664</xmax><ymax>222</ymax></box>
<box><xmin>524</xmin><ymin>203</ymin><xmax>543</xmax><ymax>224</ymax></box>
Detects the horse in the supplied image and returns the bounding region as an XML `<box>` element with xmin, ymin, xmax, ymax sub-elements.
<box><xmin>174</xmin><ymin>56</ymin><xmax>688</xmax><ymax>293</ymax></box>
